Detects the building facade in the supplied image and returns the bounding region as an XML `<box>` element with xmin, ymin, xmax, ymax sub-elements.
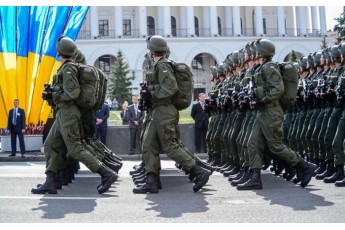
<box><xmin>76</xmin><ymin>6</ymin><xmax>331</xmax><ymax>98</ymax></box>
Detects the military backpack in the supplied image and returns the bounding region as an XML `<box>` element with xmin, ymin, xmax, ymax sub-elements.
<box><xmin>277</xmin><ymin>62</ymin><xmax>299</xmax><ymax>110</ymax></box>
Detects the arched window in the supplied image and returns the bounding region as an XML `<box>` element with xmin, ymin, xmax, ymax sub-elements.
<box><xmin>194</xmin><ymin>16</ymin><xmax>199</xmax><ymax>36</ymax></box>
<box><xmin>147</xmin><ymin>16</ymin><xmax>155</xmax><ymax>36</ymax></box>
<box><xmin>171</xmin><ymin>16</ymin><xmax>177</xmax><ymax>37</ymax></box>
<box><xmin>218</xmin><ymin>16</ymin><xmax>222</xmax><ymax>36</ymax></box>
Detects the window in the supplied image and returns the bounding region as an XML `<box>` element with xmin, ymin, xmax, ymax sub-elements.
<box><xmin>99</xmin><ymin>20</ymin><xmax>109</xmax><ymax>36</ymax></box>
<box><xmin>99</xmin><ymin>55</ymin><xmax>111</xmax><ymax>73</ymax></box>
<box><xmin>123</xmin><ymin>19</ymin><xmax>131</xmax><ymax>36</ymax></box>
<box><xmin>218</xmin><ymin>16</ymin><xmax>222</xmax><ymax>36</ymax></box>
<box><xmin>263</xmin><ymin>18</ymin><xmax>267</xmax><ymax>34</ymax></box>
<box><xmin>171</xmin><ymin>16</ymin><xmax>177</xmax><ymax>37</ymax></box>
<box><xmin>147</xmin><ymin>16</ymin><xmax>155</xmax><ymax>36</ymax></box>
<box><xmin>194</xmin><ymin>16</ymin><xmax>199</xmax><ymax>36</ymax></box>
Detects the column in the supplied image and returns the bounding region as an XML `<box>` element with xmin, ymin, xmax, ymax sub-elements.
<box><xmin>186</xmin><ymin>6</ymin><xmax>195</xmax><ymax>37</ymax></box>
<box><xmin>310</xmin><ymin>6</ymin><xmax>319</xmax><ymax>36</ymax></box>
<box><xmin>297</xmin><ymin>6</ymin><xmax>307</xmax><ymax>36</ymax></box>
<box><xmin>203</xmin><ymin>6</ymin><xmax>210</xmax><ymax>36</ymax></box>
<box><xmin>180</xmin><ymin>6</ymin><xmax>187</xmax><ymax>37</ymax></box>
<box><xmin>138</xmin><ymin>6</ymin><xmax>147</xmax><ymax>37</ymax></box>
<box><xmin>115</xmin><ymin>6</ymin><xmax>123</xmax><ymax>38</ymax></box>
<box><xmin>277</xmin><ymin>6</ymin><xmax>286</xmax><ymax>36</ymax></box>
<box><xmin>232</xmin><ymin>6</ymin><xmax>241</xmax><ymax>36</ymax></box>
<box><xmin>319</xmin><ymin>6</ymin><xmax>327</xmax><ymax>36</ymax></box>
<box><xmin>210</xmin><ymin>6</ymin><xmax>218</xmax><ymax>36</ymax></box>
<box><xmin>254</xmin><ymin>6</ymin><xmax>264</xmax><ymax>36</ymax></box>
<box><xmin>90</xmin><ymin>6</ymin><xmax>99</xmax><ymax>38</ymax></box>
<box><xmin>163</xmin><ymin>6</ymin><xmax>172</xmax><ymax>37</ymax></box>
<box><xmin>157</xmin><ymin>6</ymin><xmax>163</xmax><ymax>35</ymax></box>
<box><xmin>225</xmin><ymin>6</ymin><xmax>233</xmax><ymax>36</ymax></box>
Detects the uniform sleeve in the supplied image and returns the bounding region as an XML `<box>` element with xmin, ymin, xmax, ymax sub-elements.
<box><xmin>261</xmin><ymin>63</ymin><xmax>284</xmax><ymax>104</ymax></box>
<box><xmin>58</xmin><ymin>64</ymin><xmax>80</xmax><ymax>102</ymax></box>
<box><xmin>151</xmin><ymin>62</ymin><xmax>178</xmax><ymax>99</ymax></box>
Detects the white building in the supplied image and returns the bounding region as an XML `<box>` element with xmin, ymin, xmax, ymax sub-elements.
<box><xmin>76</xmin><ymin>6</ymin><xmax>330</xmax><ymax>98</ymax></box>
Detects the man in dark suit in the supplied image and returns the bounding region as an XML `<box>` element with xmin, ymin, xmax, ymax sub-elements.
<box><xmin>7</xmin><ymin>99</ymin><xmax>26</xmax><ymax>157</ymax></box>
<box><xmin>191</xmin><ymin>93</ymin><xmax>209</xmax><ymax>153</ymax></box>
<box><xmin>128</xmin><ymin>95</ymin><xmax>145</xmax><ymax>155</ymax></box>
<box><xmin>94</xmin><ymin>101</ymin><xmax>110</xmax><ymax>145</ymax></box>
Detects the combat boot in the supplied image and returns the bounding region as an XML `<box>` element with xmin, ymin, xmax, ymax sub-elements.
<box><xmin>262</xmin><ymin>155</ymin><xmax>272</xmax><ymax>170</ymax></box>
<box><xmin>37</xmin><ymin>172</ymin><xmax>62</xmax><ymax>189</ymax></box>
<box><xmin>315</xmin><ymin>160</ymin><xmax>335</xmax><ymax>180</ymax></box>
<box><xmin>323</xmin><ymin>164</ymin><xmax>345</xmax><ymax>183</ymax></box>
<box><xmin>285</xmin><ymin>166</ymin><xmax>296</xmax><ymax>181</ymax></box>
<box><xmin>96</xmin><ymin>165</ymin><xmax>118</xmax><ymax>194</ymax></box>
<box><xmin>313</xmin><ymin>159</ymin><xmax>326</xmax><ymax>176</ymax></box>
<box><xmin>228</xmin><ymin>166</ymin><xmax>244</xmax><ymax>182</ymax></box>
<box><xmin>237</xmin><ymin>168</ymin><xmax>262</xmax><ymax>190</ymax></box>
<box><xmin>103</xmin><ymin>157</ymin><xmax>121</xmax><ymax>173</ymax></box>
<box><xmin>231</xmin><ymin>166</ymin><xmax>250</xmax><ymax>186</ymax></box>
<box><xmin>133</xmin><ymin>173</ymin><xmax>159</xmax><ymax>194</ymax></box>
<box><xmin>225</xmin><ymin>163</ymin><xmax>240</xmax><ymax>177</ymax></box>
<box><xmin>191</xmin><ymin>165</ymin><xmax>211</xmax><ymax>192</ymax></box>
<box><xmin>220</xmin><ymin>160</ymin><xmax>234</xmax><ymax>173</ymax></box>
<box><xmin>31</xmin><ymin>171</ymin><xmax>57</xmax><ymax>194</ymax></box>
<box><xmin>335</xmin><ymin>177</ymin><xmax>345</xmax><ymax>187</ymax></box>
<box><xmin>274</xmin><ymin>161</ymin><xmax>285</xmax><ymax>176</ymax></box>
<box><xmin>297</xmin><ymin>158</ymin><xmax>317</xmax><ymax>188</ymax></box>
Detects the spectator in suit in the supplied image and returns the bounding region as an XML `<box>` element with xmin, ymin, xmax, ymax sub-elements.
<box><xmin>7</xmin><ymin>99</ymin><xmax>26</xmax><ymax>157</ymax></box>
<box><xmin>128</xmin><ymin>95</ymin><xmax>145</xmax><ymax>155</ymax></box>
<box><xmin>191</xmin><ymin>93</ymin><xmax>209</xmax><ymax>153</ymax></box>
<box><xmin>120</xmin><ymin>103</ymin><xmax>129</xmax><ymax>125</ymax></box>
<box><xmin>94</xmin><ymin>101</ymin><xmax>110</xmax><ymax>145</ymax></box>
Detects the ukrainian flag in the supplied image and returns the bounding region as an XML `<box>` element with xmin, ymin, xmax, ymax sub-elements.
<box><xmin>0</xmin><ymin>6</ymin><xmax>89</xmax><ymax>128</ymax></box>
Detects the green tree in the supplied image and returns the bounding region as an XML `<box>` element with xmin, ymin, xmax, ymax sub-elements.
<box><xmin>333</xmin><ymin>6</ymin><xmax>345</xmax><ymax>44</ymax></box>
<box><xmin>289</xmin><ymin>50</ymin><xmax>299</xmax><ymax>63</ymax></box>
<box><xmin>321</xmin><ymin>36</ymin><xmax>328</xmax><ymax>49</ymax></box>
<box><xmin>107</xmin><ymin>50</ymin><xmax>137</xmax><ymax>105</ymax></box>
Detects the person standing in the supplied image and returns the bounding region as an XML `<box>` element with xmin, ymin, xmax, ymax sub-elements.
<box><xmin>191</xmin><ymin>93</ymin><xmax>209</xmax><ymax>153</ymax></box>
<box><xmin>7</xmin><ymin>99</ymin><xmax>26</xmax><ymax>157</ymax></box>
<box><xmin>120</xmin><ymin>103</ymin><xmax>129</xmax><ymax>125</ymax></box>
<box><xmin>128</xmin><ymin>95</ymin><xmax>145</xmax><ymax>155</ymax></box>
<box><xmin>94</xmin><ymin>101</ymin><xmax>110</xmax><ymax>145</ymax></box>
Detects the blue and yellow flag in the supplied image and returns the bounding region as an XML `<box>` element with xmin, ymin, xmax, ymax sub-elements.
<box><xmin>0</xmin><ymin>6</ymin><xmax>89</xmax><ymax>128</ymax></box>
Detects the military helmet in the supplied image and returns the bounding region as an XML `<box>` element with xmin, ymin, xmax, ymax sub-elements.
<box><xmin>56</xmin><ymin>36</ymin><xmax>77</xmax><ymax>58</ymax></box>
<box><xmin>231</xmin><ymin>51</ymin><xmax>240</xmax><ymax>64</ymax></box>
<box><xmin>146</xmin><ymin>35</ymin><xmax>167</xmax><ymax>52</ymax></box>
<box><xmin>330</xmin><ymin>45</ymin><xmax>341</xmax><ymax>58</ymax></box>
<box><xmin>216</xmin><ymin>62</ymin><xmax>226</xmax><ymax>76</ymax></box>
<box><xmin>74</xmin><ymin>49</ymin><xmax>86</xmax><ymax>64</ymax></box>
<box><xmin>244</xmin><ymin>42</ymin><xmax>253</xmax><ymax>56</ymax></box>
<box><xmin>307</xmin><ymin>53</ymin><xmax>315</xmax><ymax>68</ymax></box>
<box><xmin>338</xmin><ymin>43</ymin><xmax>345</xmax><ymax>56</ymax></box>
<box><xmin>210</xmin><ymin>66</ymin><xmax>218</xmax><ymax>77</ymax></box>
<box><xmin>165</xmin><ymin>46</ymin><xmax>171</xmax><ymax>58</ymax></box>
<box><xmin>298</xmin><ymin>56</ymin><xmax>309</xmax><ymax>72</ymax></box>
<box><xmin>322</xmin><ymin>48</ymin><xmax>332</xmax><ymax>64</ymax></box>
<box><xmin>312</xmin><ymin>51</ymin><xmax>322</xmax><ymax>67</ymax></box>
<box><xmin>255</xmin><ymin>38</ymin><xmax>275</xmax><ymax>57</ymax></box>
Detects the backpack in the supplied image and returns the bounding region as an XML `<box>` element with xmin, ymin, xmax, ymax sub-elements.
<box><xmin>169</xmin><ymin>61</ymin><xmax>194</xmax><ymax>111</ymax></box>
<box><xmin>278</xmin><ymin>62</ymin><xmax>299</xmax><ymax>110</ymax></box>
<box><xmin>72</xmin><ymin>63</ymin><xmax>108</xmax><ymax>111</ymax></box>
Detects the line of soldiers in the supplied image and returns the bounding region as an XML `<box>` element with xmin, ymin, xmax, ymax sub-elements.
<box><xmin>204</xmin><ymin>38</ymin><xmax>345</xmax><ymax>189</ymax></box>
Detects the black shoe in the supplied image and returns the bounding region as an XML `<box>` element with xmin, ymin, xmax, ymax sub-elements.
<box><xmin>133</xmin><ymin>173</ymin><xmax>159</xmax><ymax>194</ymax></box>
<box><xmin>8</xmin><ymin>154</ymin><xmax>15</xmax><ymax>157</ymax></box>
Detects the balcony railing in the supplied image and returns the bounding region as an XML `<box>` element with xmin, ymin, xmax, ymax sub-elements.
<box><xmin>77</xmin><ymin>27</ymin><xmax>324</xmax><ymax>40</ymax></box>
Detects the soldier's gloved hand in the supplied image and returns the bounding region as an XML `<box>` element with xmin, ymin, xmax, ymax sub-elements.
<box><xmin>42</xmin><ymin>91</ymin><xmax>53</xmax><ymax>101</ymax></box>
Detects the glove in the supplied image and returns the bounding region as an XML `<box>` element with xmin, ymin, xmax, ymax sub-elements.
<box><xmin>42</xmin><ymin>91</ymin><xmax>53</xmax><ymax>101</ymax></box>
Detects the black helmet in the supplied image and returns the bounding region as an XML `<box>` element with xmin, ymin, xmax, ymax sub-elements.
<box><xmin>146</xmin><ymin>35</ymin><xmax>167</xmax><ymax>52</ymax></box>
<box><xmin>56</xmin><ymin>35</ymin><xmax>77</xmax><ymax>58</ymax></box>
<box><xmin>322</xmin><ymin>48</ymin><xmax>332</xmax><ymax>64</ymax></box>
<box><xmin>307</xmin><ymin>53</ymin><xmax>315</xmax><ymax>68</ymax></box>
<box><xmin>216</xmin><ymin>62</ymin><xmax>226</xmax><ymax>76</ymax></box>
<box><xmin>74</xmin><ymin>49</ymin><xmax>86</xmax><ymax>64</ymax></box>
<box><xmin>312</xmin><ymin>51</ymin><xmax>322</xmax><ymax>67</ymax></box>
<box><xmin>231</xmin><ymin>51</ymin><xmax>239</xmax><ymax>65</ymax></box>
<box><xmin>338</xmin><ymin>43</ymin><xmax>345</xmax><ymax>56</ymax></box>
<box><xmin>298</xmin><ymin>56</ymin><xmax>309</xmax><ymax>72</ymax></box>
<box><xmin>210</xmin><ymin>66</ymin><xmax>218</xmax><ymax>78</ymax></box>
<box><xmin>330</xmin><ymin>45</ymin><xmax>341</xmax><ymax>58</ymax></box>
<box><xmin>255</xmin><ymin>38</ymin><xmax>275</xmax><ymax>57</ymax></box>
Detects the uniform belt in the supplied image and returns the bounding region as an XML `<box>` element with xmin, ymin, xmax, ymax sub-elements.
<box><xmin>56</xmin><ymin>101</ymin><xmax>75</xmax><ymax>109</ymax></box>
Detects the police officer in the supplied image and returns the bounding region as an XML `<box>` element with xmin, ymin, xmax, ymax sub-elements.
<box><xmin>237</xmin><ymin>38</ymin><xmax>317</xmax><ymax>190</ymax></box>
<box><xmin>32</xmin><ymin>36</ymin><xmax>118</xmax><ymax>195</ymax></box>
<box><xmin>133</xmin><ymin>35</ymin><xmax>211</xmax><ymax>193</ymax></box>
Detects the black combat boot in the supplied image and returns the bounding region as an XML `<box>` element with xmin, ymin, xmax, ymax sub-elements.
<box><xmin>285</xmin><ymin>166</ymin><xmax>296</xmax><ymax>181</ymax></box>
<box><xmin>313</xmin><ymin>159</ymin><xmax>326</xmax><ymax>176</ymax></box>
<box><xmin>103</xmin><ymin>157</ymin><xmax>121</xmax><ymax>173</ymax></box>
<box><xmin>228</xmin><ymin>166</ymin><xmax>245</xmax><ymax>182</ymax></box>
<box><xmin>133</xmin><ymin>173</ymin><xmax>159</xmax><ymax>194</ymax></box>
<box><xmin>262</xmin><ymin>155</ymin><xmax>272</xmax><ymax>170</ymax></box>
<box><xmin>297</xmin><ymin>158</ymin><xmax>317</xmax><ymax>188</ymax></box>
<box><xmin>224</xmin><ymin>162</ymin><xmax>240</xmax><ymax>177</ymax></box>
<box><xmin>315</xmin><ymin>160</ymin><xmax>335</xmax><ymax>180</ymax></box>
<box><xmin>96</xmin><ymin>165</ymin><xmax>118</xmax><ymax>194</ymax></box>
<box><xmin>220</xmin><ymin>160</ymin><xmax>234</xmax><ymax>173</ymax></box>
<box><xmin>335</xmin><ymin>172</ymin><xmax>345</xmax><ymax>187</ymax></box>
<box><xmin>274</xmin><ymin>161</ymin><xmax>285</xmax><ymax>176</ymax></box>
<box><xmin>231</xmin><ymin>166</ymin><xmax>250</xmax><ymax>186</ymax></box>
<box><xmin>31</xmin><ymin>171</ymin><xmax>57</xmax><ymax>194</ymax></box>
<box><xmin>323</xmin><ymin>164</ymin><xmax>345</xmax><ymax>183</ymax></box>
<box><xmin>37</xmin><ymin>172</ymin><xmax>62</xmax><ymax>189</ymax></box>
<box><xmin>237</xmin><ymin>168</ymin><xmax>263</xmax><ymax>190</ymax></box>
<box><xmin>191</xmin><ymin>165</ymin><xmax>211</xmax><ymax>192</ymax></box>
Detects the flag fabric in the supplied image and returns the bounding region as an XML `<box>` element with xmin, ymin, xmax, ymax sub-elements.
<box><xmin>0</xmin><ymin>6</ymin><xmax>89</xmax><ymax>128</ymax></box>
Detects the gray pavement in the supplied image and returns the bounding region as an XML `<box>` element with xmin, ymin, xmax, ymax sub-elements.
<box><xmin>0</xmin><ymin>159</ymin><xmax>345</xmax><ymax>223</ymax></box>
